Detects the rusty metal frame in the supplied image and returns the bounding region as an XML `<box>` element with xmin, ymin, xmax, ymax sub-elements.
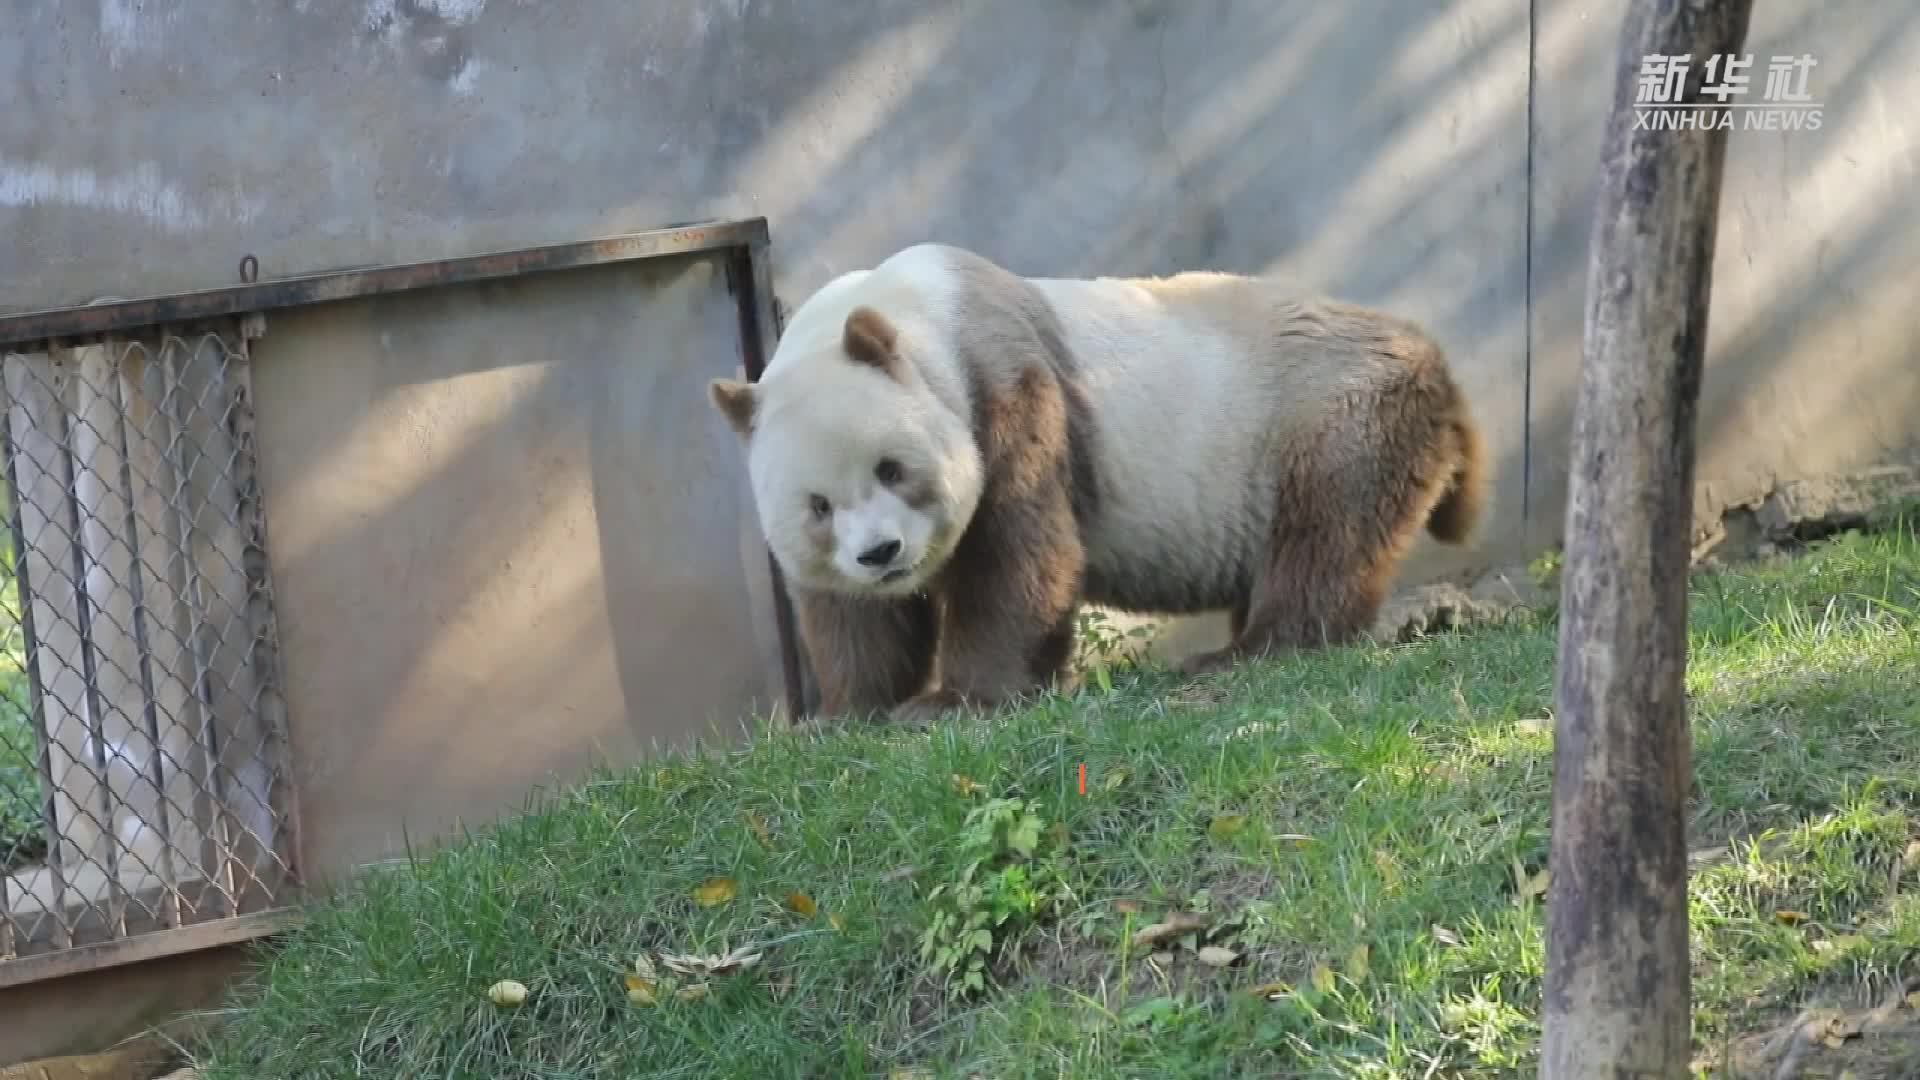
<box><xmin>0</xmin><ymin>219</ymin><xmax>771</xmax><ymax>348</ymax></box>
<box><xmin>722</xmin><ymin>238</ymin><xmax>812</xmax><ymax>721</ymax></box>
<box><xmin>0</xmin><ymin>910</ymin><xmax>300</xmax><ymax>990</ymax></box>
<box><xmin>0</xmin><ymin>216</ymin><xmax>808</xmax><ymax>986</ymax></box>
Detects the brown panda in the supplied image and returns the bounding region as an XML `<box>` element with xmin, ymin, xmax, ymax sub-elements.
<box><xmin>709</xmin><ymin>242</ymin><xmax>1486</xmax><ymax>726</ymax></box>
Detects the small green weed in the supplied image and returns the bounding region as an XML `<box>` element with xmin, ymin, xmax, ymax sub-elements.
<box><xmin>1526</xmin><ymin>546</ymin><xmax>1562</xmax><ymax>590</ymax></box>
<box><xmin>918</xmin><ymin>796</ymin><xmax>1074</xmax><ymax>999</ymax></box>
<box><xmin>1071</xmin><ymin>609</ymin><xmax>1155</xmax><ymax>694</ymax></box>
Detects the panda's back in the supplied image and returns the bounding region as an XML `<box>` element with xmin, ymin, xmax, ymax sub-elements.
<box><xmin>1026</xmin><ymin>274</ymin><xmax>1380</xmax><ymax>615</ymax></box>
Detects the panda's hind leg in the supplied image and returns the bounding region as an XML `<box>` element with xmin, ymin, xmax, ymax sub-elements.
<box><xmin>1177</xmin><ymin>424</ymin><xmax>1447</xmax><ymax>675</ymax></box>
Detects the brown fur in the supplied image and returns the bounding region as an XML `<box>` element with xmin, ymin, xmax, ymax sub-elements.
<box><xmin>841</xmin><ymin>305</ymin><xmax>901</xmax><ymax>376</ymax></box>
<box><xmin>709</xmin><ymin>379</ymin><xmax>756</xmax><ymax>436</ymax></box>
<box><xmin>1174</xmin><ymin>319</ymin><xmax>1484</xmax><ymax>674</ymax></box>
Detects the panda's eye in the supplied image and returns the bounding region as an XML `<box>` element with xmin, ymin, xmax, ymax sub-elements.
<box><xmin>874</xmin><ymin>457</ymin><xmax>904</xmax><ymax>486</ymax></box>
<box><xmin>808</xmin><ymin>494</ymin><xmax>831</xmax><ymax>519</ymax></box>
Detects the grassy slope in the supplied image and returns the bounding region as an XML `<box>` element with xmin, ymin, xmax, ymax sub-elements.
<box><xmin>193</xmin><ymin>520</ymin><xmax>1920</xmax><ymax>1079</ymax></box>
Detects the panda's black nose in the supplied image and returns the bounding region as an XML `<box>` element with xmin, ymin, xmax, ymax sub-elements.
<box><xmin>858</xmin><ymin>539</ymin><xmax>902</xmax><ymax>567</ymax></box>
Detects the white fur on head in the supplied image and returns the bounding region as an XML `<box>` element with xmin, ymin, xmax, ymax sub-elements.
<box><xmin>708</xmin><ymin>263</ymin><xmax>983</xmax><ymax>598</ymax></box>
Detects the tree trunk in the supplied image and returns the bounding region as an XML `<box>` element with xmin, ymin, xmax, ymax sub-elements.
<box><xmin>1539</xmin><ymin>0</ymin><xmax>1754</xmax><ymax>1077</ymax></box>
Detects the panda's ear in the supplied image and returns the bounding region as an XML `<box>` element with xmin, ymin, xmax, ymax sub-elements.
<box><xmin>708</xmin><ymin>377</ymin><xmax>758</xmax><ymax>438</ymax></box>
<box><xmin>842</xmin><ymin>306</ymin><xmax>902</xmax><ymax>379</ymax></box>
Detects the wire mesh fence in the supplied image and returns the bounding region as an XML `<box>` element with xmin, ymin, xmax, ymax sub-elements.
<box><xmin>0</xmin><ymin>322</ymin><xmax>297</xmax><ymax>970</ymax></box>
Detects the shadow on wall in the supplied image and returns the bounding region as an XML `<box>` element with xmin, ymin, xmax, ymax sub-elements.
<box><xmin>250</xmin><ymin>255</ymin><xmax>779</xmax><ymax>878</ymax></box>
<box><xmin>1525</xmin><ymin>0</ymin><xmax>1920</xmax><ymax>546</ymax></box>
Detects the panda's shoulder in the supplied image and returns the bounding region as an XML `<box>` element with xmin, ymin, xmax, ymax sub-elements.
<box><xmin>863</xmin><ymin>244</ymin><xmax>973</xmax><ymax>314</ymax></box>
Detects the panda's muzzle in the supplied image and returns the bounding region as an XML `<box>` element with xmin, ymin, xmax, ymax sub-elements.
<box><xmin>857</xmin><ymin>538</ymin><xmax>903</xmax><ymax>569</ymax></box>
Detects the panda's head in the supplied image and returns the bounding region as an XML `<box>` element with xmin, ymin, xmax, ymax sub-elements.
<box><xmin>708</xmin><ymin>304</ymin><xmax>983</xmax><ymax>598</ymax></box>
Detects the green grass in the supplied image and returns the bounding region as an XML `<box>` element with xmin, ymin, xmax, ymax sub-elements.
<box><xmin>191</xmin><ymin>516</ymin><xmax>1920</xmax><ymax>1079</ymax></box>
<box><xmin>1</xmin><ymin>532</ymin><xmax>46</xmax><ymax>872</ymax></box>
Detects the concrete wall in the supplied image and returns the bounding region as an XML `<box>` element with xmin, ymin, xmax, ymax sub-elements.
<box><xmin>1</xmin><ymin>0</ymin><xmax>1916</xmax><ymax>1063</ymax></box>
<box><xmin>1527</xmin><ymin>0</ymin><xmax>1920</xmax><ymax>549</ymax></box>
<box><xmin>246</xmin><ymin>254</ymin><xmax>790</xmax><ymax>879</ymax></box>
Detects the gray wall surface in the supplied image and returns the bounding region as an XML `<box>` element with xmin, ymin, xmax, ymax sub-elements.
<box><xmin>2</xmin><ymin>0</ymin><xmax>1916</xmax><ymax>1063</ymax></box>
<box><xmin>4</xmin><ymin>0</ymin><xmax>1538</xmax><ymax>574</ymax></box>
<box><xmin>1527</xmin><ymin>1</ymin><xmax>1920</xmax><ymax>549</ymax></box>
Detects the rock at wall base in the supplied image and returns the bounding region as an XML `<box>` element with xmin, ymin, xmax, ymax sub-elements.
<box><xmin>1699</xmin><ymin>463</ymin><xmax>1920</xmax><ymax>562</ymax></box>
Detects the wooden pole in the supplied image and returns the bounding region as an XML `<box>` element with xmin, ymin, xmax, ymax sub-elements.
<box><xmin>1540</xmin><ymin>0</ymin><xmax>1754</xmax><ymax>1076</ymax></box>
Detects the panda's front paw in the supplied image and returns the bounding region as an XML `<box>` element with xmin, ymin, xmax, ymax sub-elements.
<box><xmin>889</xmin><ymin>689</ymin><xmax>968</xmax><ymax>729</ymax></box>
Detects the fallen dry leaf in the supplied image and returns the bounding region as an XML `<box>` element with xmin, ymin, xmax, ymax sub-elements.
<box><xmin>1196</xmin><ymin>946</ymin><xmax>1240</xmax><ymax>968</ymax></box>
<box><xmin>1113</xmin><ymin>899</ymin><xmax>1143</xmax><ymax>915</ymax></box>
<box><xmin>1906</xmin><ymin>991</ymin><xmax>1920</xmax><ymax>1009</ymax></box>
<box><xmin>951</xmin><ymin>773</ymin><xmax>982</xmax><ymax>796</ymax></box>
<box><xmin>1347</xmin><ymin>943</ymin><xmax>1370</xmax><ymax>981</ymax></box>
<box><xmin>675</xmin><ymin>983</ymin><xmax>710</xmax><ymax>1002</ymax></box>
<box><xmin>1513</xmin><ymin>861</ymin><xmax>1550</xmax><ymax>904</ymax></box>
<box><xmin>1811</xmin><ymin>938</ymin><xmax>1834</xmax><ymax>953</ymax></box>
<box><xmin>1431</xmin><ymin>924</ymin><xmax>1463</xmax><ymax>947</ymax></box>
<box><xmin>784</xmin><ymin>890</ymin><xmax>817</xmax><ymax>917</ymax></box>
<box><xmin>1823</xmin><ymin>1035</ymin><xmax>1846</xmax><ymax>1049</ymax></box>
<box><xmin>742</xmin><ymin>812</ymin><xmax>774</xmax><ymax>847</ymax></box>
<box><xmin>887</xmin><ymin>1068</ymin><xmax>934</xmax><ymax>1080</ymax></box>
<box><xmin>1150</xmin><ymin>950</ymin><xmax>1175</xmax><ymax>968</ymax></box>
<box><xmin>828</xmin><ymin>912</ymin><xmax>846</xmax><ymax>932</ymax></box>
<box><xmin>1373</xmin><ymin>850</ymin><xmax>1402</xmax><ymax>890</ymax></box>
<box><xmin>623</xmin><ymin>973</ymin><xmax>657</xmax><ymax>1006</ymax></box>
<box><xmin>1246</xmin><ymin>980</ymin><xmax>1290</xmax><ymax>1000</ymax></box>
<box><xmin>1775</xmin><ymin>909</ymin><xmax>1809</xmax><ymax>924</ymax></box>
<box><xmin>659</xmin><ymin>945</ymin><xmax>764</xmax><ymax>977</ymax></box>
<box><xmin>487</xmin><ymin>979</ymin><xmax>529</xmax><ymax>1006</ymax></box>
<box><xmin>692</xmin><ymin>876</ymin><xmax>737</xmax><ymax>906</ymax></box>
<box><xmin>1103</xmin><ymin>767</ymin><xmax>1130</xmax><ymax>791</ymax></box>
<box><xmin>1208</xmin><ymin>814</ymin><xmax>1248</xmax><ymax>840</ymax></box>
<box><xmin>1130</xmin><ymin>911</ymin><xmax>1210</xmax><ymax>948</ymax></box>
<box><xmin>1904</xmin><ymin>840</ymin><xmax>1920</xmax><ymax>869</ymax></box>
<box><xmin>1310</xmin><ymin>962</ymin><xmax>1336</xmax><ymax>994</ymax></box>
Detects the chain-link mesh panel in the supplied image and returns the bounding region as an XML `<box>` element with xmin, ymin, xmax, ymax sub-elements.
<box><xmin>0</xmin><ymin>326</ymin><xmax>295</xmax><ymax>965</ymax></box>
